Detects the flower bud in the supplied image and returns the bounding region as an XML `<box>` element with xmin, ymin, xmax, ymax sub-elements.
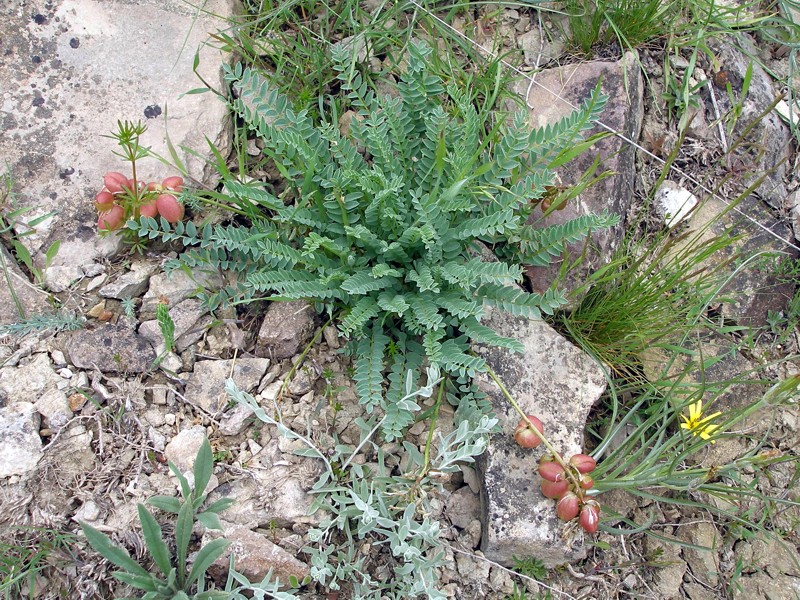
<box><xmin>161</xmin><ymin>176</ymin><xmax>184</xmax><ymax>192</ymax></box>
<box><xmin>556</xmin><ymin>492</ymin><xmax>580</xmax><ymax>521</ymax></box>
<box><xmin>95</xmin><ymin>191</ymin><xmax>115</xmax><ymax>212</ymax></box>
<box><xmin>538</xmin><ymin>461</ymin><xmax>566</xmax><ymax>483</ymax></box>
<box><xmin>156</xmin><ymin>193</ymin><xmax>184</xmax><ymax>224</ymax></box>
<box><xmin>514</xmin><ymin>415</ymin><xmax>543</xmax><ymax>449</ymax></box>
<box><xmin>540</xmin><ymin>479</ymin><xmax>569</xmax><ymax>499</ymax></box>
<box><xmin>97</xmin><ymin>205</ymin><xmax>125</xmax><ymax>231</ymax></box>
<box><xmin>103</xmin><ymin>172</ymin><xmax>129</xmax><ymax>194</ymax></box>
<box><xmin>579</xmin><ymin>501</ymin><xmax>600</xmax><ymax>533</ymax></box>
<box><xmin>569</xmin><ymin>454</ymin><xmax>597</xmax><ymax>474</ymax></box>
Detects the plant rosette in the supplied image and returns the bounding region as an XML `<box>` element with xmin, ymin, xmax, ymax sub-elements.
<box><xmin>95</xmin><ymin>173</ymin><xmax>185</xmax><ymax>232</ymax></box>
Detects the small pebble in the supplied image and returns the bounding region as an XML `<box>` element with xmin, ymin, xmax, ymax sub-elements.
<box><xmin>57</xmin><ymin>367</ymin><xmax>73</xmax><ymax>379</ymax></box>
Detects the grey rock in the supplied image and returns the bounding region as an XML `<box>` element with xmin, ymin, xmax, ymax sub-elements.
<box><xmin>514</xmin><ymin>53</ymin><xmax>643</xmax><ymax>303</ymax></box>
<box><xmin>65</xmin><ymin>325</ymin><xmax>155</xmax><ymax>373</ymax></box>
<box><xmin>0</xmin><ymin>246</ymin><xmax>50</xmax><ymax>325</ymax></box>
<box><xmin>142</xmin><ymin>269</ymin><xmax>222</xmax><ymax>318</ymax></box>
<box><xmin>474</xmin><ymin>309</ymin><xmax>606</xmax><ymax>567</ymax></box>
<box><xmin>255</xmin><ymin>301</ymin><xmax>316</xmax><ymax>360</ymax></box>
<box><xmin>732</xmin><ymin>573</ymin><xmax>800</xmax><ymax>600</ymax></box>
<box><xmin>645</xmin><ymin>533</ymin><xmax>686</xmax><ymax>600</ymax></box>
<box><xmin>148</xmin><ymin>427</ymin><xmax>167</xmax><ymax>452</ymax></box>
<box><xmin>207</xmin><ymin>524</ymin><xmax>309</xmax><ymax>586</ymax></box>
<box><xmin>98</xmin><ymin>261</ymin><xmax>158</xmax><ymax>299</ymax></box>
<box><xmin>0</xmin><ymin>0</ymin><xmax>238</xmax><ymax>266</ymax></box>
<box><xmin>517</xmin><ymin>28</ymin><xmax>565</xmax><ymax>67</ymax></box>
<box><xmin>287</xmin><ymin>366</ymin><xmax>318</xmax><ymax>396</ymax></box>
<box><xmin>734</xmin><ymin>533</ymin><xmax>800</xmax><ymax>577</ymax></box>
<box><xmin>164</xmin><ymin>425</ymin><xmax>207</xmax><ymax>473</ymax></box>
<box><xmin>0</xmin><ymin>353</ymin><xmax>63</xmax><ymax>406</ymax></box>
<box><xmin>218</xmin><ymin>403</ymin><xmax>256</xmax><ymax>436</ymax></box>
<box><xmin>138</xmin><ymin>298</ymin><xmax>208</xmax><ymax>352</ymax></box>
<box><xmin>655</xmin><ymin>180</ymin><xmax>698</xmax><ymax>228</ymax></box>
<box><xmin>34</xmin><ymin>388</ymin><xmax>72</xmax><ymax>431</ymax></box>
<box><xmin>43</xmin><ymin>265</ymin><xmax>85</xmax><ymax>293</ymax></box>
<box><xmin>708</xmin><ymin>35</ymin><xmax>792</xmax><ymax>209</ymax></box>
<box><xmin>446</xmin><ymin>487</ymin><xmax>481</xmax><ymax>529</ymax></box>
<box><xmin>0</xmin><ymin>402</ymin><xmax>42</xmax><ymax>477</ymax></box>
<box><xmin>678</xmin><ymin>522</ymin><xmax>721</xmax><ymax>586</ymax></box>
<box><xmin>679</xmin><ymin>195</ymin><xmax>796</xmax><ymax>328</ymax></box>
<box><xmin>184</xmin><ymin>359</ymin><xmax>269</xmax><ymax>413</ymax></box>
<box><xmin>73</xmin><ymin>500</ymin><xmax>101</xmax><ymax>524</ymax></box>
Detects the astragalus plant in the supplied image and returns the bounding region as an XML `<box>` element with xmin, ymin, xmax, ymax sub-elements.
<box><xmin>132</xmin><ymin>40</ymin><xmax>617</xmax><ymax>438</ymax></box>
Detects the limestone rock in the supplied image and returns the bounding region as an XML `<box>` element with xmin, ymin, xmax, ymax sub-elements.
<box><xmin>218</xmin><ymin>403</ymin><xmax>256</xmax><ymax>436</ymax></box>
<box><xmin>733</xmin><ymin>573</ymin><xmax>800</xmax><ymax>600</ymax></box>
<box><xmin>446</xmin><ymin>486</ymin><xmax>481</xmax><ymax>530</ymax></box>
<box><xmin>708</xmin><ymin>35</ymin><xmax>792</xmax><ymax>209</ymax></box>
<box><xmin>255</xmin><ymin>301</ymin><xmax>317</xmax><ymax>360</ymax></box>
<box><xmin>164</xmin><ymin>425</ymin><xmax>207</xmax><ymax>473</ymax></box>
<box><xmin>678</xmin><ymin>522</ymin><xmax>721</xmax><ymax>586</ymax></box>
<box><xmin>655</xmin><ymin>180</ymin><xmax>698</xmax><ymax>228</ymax></box>
<box><xmin>34</xmin><ymin>387</ymin><xmax>72</xmax><ymax>431</ymax></box>
<box><xmin>138</xmin><ymin>298</ymin><xmax>209</xmax><ymax>353</ymax></box>
<box><xmin>0</xmin><ymin>0</ymin><xmax>238</xmax><ymax>265</ymax></box>
<box><xmin>514</xmin><ymin>52</ymin><xmax>644</xmax><ymax>302</ymax></box>
<box><xmin>0</xmin><ymin>353</ymin><xmax>63</xmax><ymax>405</ymax></box>
<box><xmin>184</xmin><ymin>358</ymin><xmax>269</xmax><ymax>413</ymax></box>
<box><xmin>474</xmin><ymin>309</ymin><xmax>606</xmax><ymax>567</ymax></box>
<box><xmin>645</xmin><ymin>533</ymin><xmax>687</xmax><ymax>600</ymax></box>
<box><xmin>65</xmin><ymin>324</ymin><xmax>155</xmax><ymax>373</ymax></box>
<box><xmin>208</xmin><ymin>525</ymin><xmax>309</xmax><ymax>586</ymax></box>
<box><xmin>141</xmin><ymin>269</ymin><xmax>222</xmax><ymax>318</ymax></box>
<box><xmin>679</xmin><ymin>195</ymin><xmax>796</xmax><ymax>328</ymax></box>
<box><xmin>0</xmin><ymin>402</ymin><xmax>42</xmax><ymax>477</ymax></box>
<box><xmin>98</xmin><ymin>261</ymin><xmax>159</xmax><ymax>300</ymax></box>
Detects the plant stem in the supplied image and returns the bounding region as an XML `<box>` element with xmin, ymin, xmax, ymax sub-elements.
<box><xmin>486</xmin><ymin>366</ymin><xmax>572</xmax><ymax>474</ymax></box>
<box><xmin>421</xmin><ymin>377</ymin><xmax>445</xmax><ymax>475</ymax></box>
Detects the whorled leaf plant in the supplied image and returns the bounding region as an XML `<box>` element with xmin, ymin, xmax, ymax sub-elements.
<box><xmin>131</xmin><ymin>40</ymin><xmax>618</xmax><ymax>438</ymax></box>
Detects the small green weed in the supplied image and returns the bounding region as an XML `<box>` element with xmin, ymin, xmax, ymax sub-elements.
<box><xmin>80</xmin><ymin>438</ymin><xmax>235</xmax><ymax>599</ymax></box>
<box><xmin>0</xmin><ymin>527</ymin><xmax>76</xmax><ymax>599</ymax></box>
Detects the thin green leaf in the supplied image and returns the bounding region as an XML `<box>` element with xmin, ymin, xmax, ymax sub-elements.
<box><xmin>136</xmin><ymin>504</ymin><xmax>172</xmax><ymax>578</ymax></box>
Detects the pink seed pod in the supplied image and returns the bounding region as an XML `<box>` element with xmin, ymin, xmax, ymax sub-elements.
<box><xmin>540</xmin><ymin>479</ymin><xmax>569</xmax><ymax>500</ymax></box>
<box><xmin>95</xmin><ymin>191</ymin><xmax>115</xmax><ymax>212</ymax></box>
<box><xmin>161</xmin><ymin>176</ymin><xmax>184</xmax><ymax>192</ymax></box>
<box><xmin>514</xmin><ymin>415</ymin><xmax>544</xmax><ymax>449</ymax></box>
<box><xmin>139</xmin><ymin>201</ymin><xmax>159</xmax><ymax>218</ymax></box>
<box><xmin>155</xmin><ymin>193</ymin><xmax>184</xmax><ymax>224</ymax></box>
<box><xmin>97</xmin><ymin>205</ymin><xmax>125</xmax><ymax>231</ymax></box>
<box><xmin>556</xmin><ymin>492</ymin><xmax>580</xmax><ymax>521</ymax></box>
<box><xmin>569</xmin><ymin>454</ymin><xmax>597</xmax><ymax>474</ymax></box>
<box><xmin>579</xmin><ymin>501</ymin><xmax>601</xmax><ymax>534</ymax></box>
<box><xmin>103</xmin><ymin>172</ymin><xmax>129</xmax><ymax>194</ymax></box>
<box><xmin>579</xmin><ymin>473</ymin><xmax>594</xmax><ymax>490</ymax></box>
<box><xmin>538</xmin><ymin>461</ymin><xmax>566</xmax><ymax>483</ymax></box>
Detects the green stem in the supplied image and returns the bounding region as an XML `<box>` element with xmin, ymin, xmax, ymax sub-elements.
<box><xmin>421</xmin><ymin>377</ymin><xmax>445</xmax><ymax>475</ymax></box>
<box><xmin>485</xmin><ymin>365</ymin><xmax>581</xmax><ymax>491</ymax></box>
<box><xmin>277</xmin><ymin>314</ymin><xmax>334</xmax><ymax>401</ymax></box>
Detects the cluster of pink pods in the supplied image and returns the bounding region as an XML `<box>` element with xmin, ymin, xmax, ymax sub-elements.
<box><xmin>95</xmin><ymin>172</ymin><xmax>185</xmax><ymax>231</ymax></box>
<box><xmin>514</xmin><ymin>415</ymin><xmax>601</xmax><ymax>534</ymax></box>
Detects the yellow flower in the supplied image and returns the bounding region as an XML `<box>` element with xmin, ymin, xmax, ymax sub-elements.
<box><xmin>680</xmin><ymin>400</ymin><xmax>722</xmax><ymax>443</ymax></box>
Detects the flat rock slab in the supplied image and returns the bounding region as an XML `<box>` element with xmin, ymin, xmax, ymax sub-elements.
<box><xmin>0</xmin><ymin>402</ymin><xmax>42</xmax><ymax>478</ymax></box>
<box><xmin>474</xmin><ymin>310</ymin><xmax>606</xmax><ymax>566</ymax></box>
<box><xmin>184</xmin><ymin>358</ymin><xmax>269</xmax><ymax>413</ymax></box>
<box><xmin>514</xmin><ymin>53</ymin><xmax>644</xmax><ymax>301</ymax></box>
<box><xmin>255</xmin><ymin>300</ymin><xmax>317</xmax><ymax>360</ymax></box>
<box><xmin>66</xmin><ymin>324</ymin><xmax>156</xmax><ymax>373</ymax></box>
<box><xmin>0</xmin><ymin>0</ymin><xmax>238</xmax><ymax>271</ymax></box>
